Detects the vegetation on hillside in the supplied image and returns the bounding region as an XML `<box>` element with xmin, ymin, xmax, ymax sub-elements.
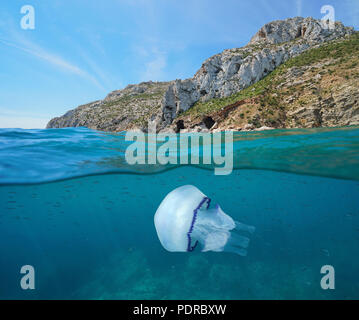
<box><xmin>178</xmin><ymin>32</ymin><xmax>359</xmax><ymax>129</ymax></box>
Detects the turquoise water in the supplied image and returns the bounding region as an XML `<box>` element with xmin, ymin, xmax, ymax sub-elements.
<box><xmin>0</xmin><ymin>127</ymin><xmax>359</xmax><ymax>299</ymax></box>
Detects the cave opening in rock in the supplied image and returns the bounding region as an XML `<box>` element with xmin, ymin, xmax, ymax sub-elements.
<box><xmin>202</xmin><ymin>116</ymin><xmax>215</xmax><ymax>129</ymax></box>
<box><xmin>175</xmin><ymin>120</ymin><xmax>185</xmax><ymax>133</ymax></box>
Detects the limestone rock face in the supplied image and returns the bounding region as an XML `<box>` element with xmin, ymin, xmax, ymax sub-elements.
<box><xmin>162</xmin><ymin>79</ymin><xmax>200</xmax><ymax>125</ymax></box>
<box><xmin>47</xmin><ymin>17</ymin><xmax>356</xmax><ymax>132</ymax></box>
<box><xmin>160</xmin><ymin>17</ymin><xmax>354</xmax><ymax>125</ymax></box>
<box><xmin>249</xmin><ymin>17</ymin><xmax>351</xmax><ymax>45</ymax></box>
<box><xmin>287</xmin><ymin>84</ymin><xmax>359</xmax><ymax>127</ymax></box>
<box><xmin>47</xmin><ymin>81</ymin><xmax>170</xmax><ymax>132</ymax></box>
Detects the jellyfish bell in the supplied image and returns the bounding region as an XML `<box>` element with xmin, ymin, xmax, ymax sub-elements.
<box><xmin>154</xmin><ymin>185</ymin><xmax>255</xmax><ymax>256</ymax></box>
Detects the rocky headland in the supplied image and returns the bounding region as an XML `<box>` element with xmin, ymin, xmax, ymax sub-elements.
<box><xmin>47</xmin><ymin>17</ymin><xmax>359</xmax><ymax>133</ymax></box>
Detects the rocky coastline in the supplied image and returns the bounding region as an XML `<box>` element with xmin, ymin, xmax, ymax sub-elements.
<box><xmin>47</xmin><ymin>17</ymin><xmax>358</xmax><ymax>133</ymax></box>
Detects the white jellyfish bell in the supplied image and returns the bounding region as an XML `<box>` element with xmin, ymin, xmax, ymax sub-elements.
<box><xmin>154</xmin><ymin>185</ymin><xmax>255</xmax><ymax>256</ymax></box>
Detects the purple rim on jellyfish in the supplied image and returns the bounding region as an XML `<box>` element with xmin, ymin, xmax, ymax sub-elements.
<box><xmin>186</xmin><ymin>196</ymin><xmax>211</xmax><ymax>252</ymax></box>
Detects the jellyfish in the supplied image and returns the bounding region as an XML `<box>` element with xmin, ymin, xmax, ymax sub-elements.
<box><xmin>154</xmin><ymin>185</ymin><xmax>255</xmax><ymax>256</ymax></box>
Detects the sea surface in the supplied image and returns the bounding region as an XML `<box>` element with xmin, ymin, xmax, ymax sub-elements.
<box><xmin>0</xmin><ymin>126</ymin><xmax>358</xmax><ymax>299</ymax></box>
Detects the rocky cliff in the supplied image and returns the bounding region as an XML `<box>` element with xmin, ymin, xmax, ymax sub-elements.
<box><xmin>47</xmin><ymin>81</ymin><xmax>170</xmax><ymax>132</ymax></box>
<box><xmin>47</xmin><ymin>17</ymin><xmax>358</xmax><ymax>132</ymax></box>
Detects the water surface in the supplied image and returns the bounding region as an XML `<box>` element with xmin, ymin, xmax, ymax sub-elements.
<box><xmin>0</xmin><ymin>127</ymin><xmax>358</xmax><ymax>299</ymax></box>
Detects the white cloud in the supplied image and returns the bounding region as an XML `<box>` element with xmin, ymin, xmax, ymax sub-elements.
<box><xmin>296</xmin><ymin>0</ymin><xmax>302</xmax><ymax>17</ymax></box>
<box><xmin>0</xmin><ymin>37</ymin><xmax>106</xmax><ymax>91</ymax></box>
<box><xmin>139</xmin><ymin>47</ymin><xmax>167</xmax><ymax>82</ymax></box>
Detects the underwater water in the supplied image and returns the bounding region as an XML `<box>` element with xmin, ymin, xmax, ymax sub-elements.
<box><xmin>0</xmin><ymin>127</ymin><xmax>359</xmax><ymax>300</ymax></box>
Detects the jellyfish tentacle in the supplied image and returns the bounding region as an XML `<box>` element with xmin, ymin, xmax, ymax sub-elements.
<box><xmin>201</xmin><ymin>231</ymin><xmax>229</xmax><ymax>252</ymax></box>
<box><xmin>224</xmin><ymin>244</ymin><xmax>248</xmax><ymax>256</ymax></box>
<box><xmin>234</xmin><ymin>220</ymin><xmax>256</xmax><ymax>234</ymax></box>
<box><xmin>228</xmin><ymin>231</ymin><xmax>250</xmax><ymax>248</ymax></box>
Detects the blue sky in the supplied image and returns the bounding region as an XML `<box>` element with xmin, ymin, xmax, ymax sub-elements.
<box><xmin>0</xmin><ymin>0</ymin><xmax>358</xmax><ymax>128</ymax></box>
